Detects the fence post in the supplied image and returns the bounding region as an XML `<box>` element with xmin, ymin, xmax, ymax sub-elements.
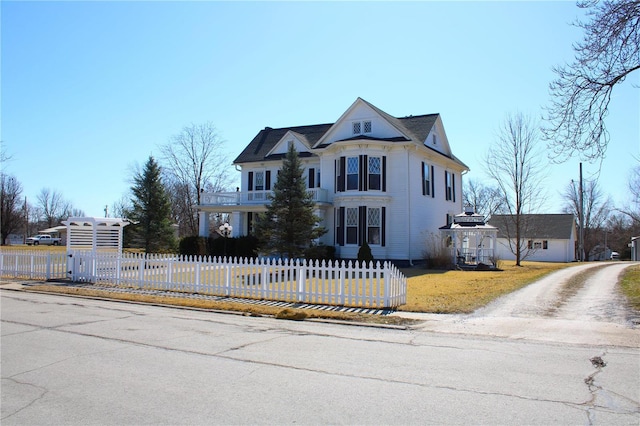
<box><xmin>195</xmin><ymin>256</ymin><xmax>201</xmax><ymax>293</ymax></box>
<box><xmin>297</xmin><ymin>260</ymin><xmax>306</xmax><ymax>302</ymax></box>
<box><xmin>225</xmin><ymin>258</ymin><xmax>231</xmax><ymax>296</ymax></box>
<box><xmin>339</xmin><ymin>261</ymin><xmax>345</xmax><ymax>306</ymax></box>
<box><xmin>383</xmin><ymin>262</ymin><xmax>391</xmax><ymax>308</ymax></box>
<box><xmin>138</xmin><ymin>255</ymin><xmax>145</xmax><ymax>289</ymax></box>
<box><xmin>46</xmin><ymin>252</ymin><xmax>51</xmax><ymax>280</ymax></box>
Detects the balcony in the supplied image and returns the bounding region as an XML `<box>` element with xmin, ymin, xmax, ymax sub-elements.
<box><xmin>200</xmin><ymin>188</ymin><xmax>330</xmax><ymax>207</ymax></box>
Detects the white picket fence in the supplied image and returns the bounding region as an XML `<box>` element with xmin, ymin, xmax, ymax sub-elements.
<box><xmin>1</xmin><ymin>250</ymin><xmax>407</xmax><ymax>309</ymax></box>
<box><xmin>0</xmin><ymin>250</ymin><xmax>68</xmax><ymax>281</ymax></box>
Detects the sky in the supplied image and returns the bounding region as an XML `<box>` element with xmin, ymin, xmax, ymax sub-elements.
<box><xmin>1</xmin><ymin>1</ymin><xmax>638</xmax><ymax>219</ymax></box>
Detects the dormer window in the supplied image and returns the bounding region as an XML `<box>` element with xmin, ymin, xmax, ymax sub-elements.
<box><xmin>352</xmin><ymin>120</ymin><xmax>372</xmax><ymax>135</ymax></box>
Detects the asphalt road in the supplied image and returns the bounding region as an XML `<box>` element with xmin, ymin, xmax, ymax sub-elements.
<box><xmin>2</xmin><ymin>283</ymin><xmax>639</xmax><ymax>425</ymax></box>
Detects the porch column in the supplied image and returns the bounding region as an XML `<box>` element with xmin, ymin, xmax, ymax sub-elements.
<box><xmin>198</xmin><ymin>211</ymin><xmax>209</xmax><ymax>237</ymax></box>
<box><xmin>231</xmin><ymin>211</ymin><xmax>241</xmax><ymax>238</ymax></box>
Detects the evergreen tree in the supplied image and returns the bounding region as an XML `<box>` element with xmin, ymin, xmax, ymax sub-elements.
<box><xmin>129</xmin><ymin>156</ymin><xmax>176</xmax><ymax>252</ymax></box>
<box><xmin>254</xmin><ymin>143</ymin><xmax>326</xmax><ymax>259</ymax></box>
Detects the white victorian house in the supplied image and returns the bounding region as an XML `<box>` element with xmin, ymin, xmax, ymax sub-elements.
<box><xmin>198</xmin><ymin>98</ymin><xmax>468</xmax><ymax>262</ymax></box>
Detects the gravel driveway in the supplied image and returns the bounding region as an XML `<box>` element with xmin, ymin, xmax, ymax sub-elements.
<box><xmin>404</xmin><ymin>262</ymin><xmax>640</xmax><ymax>347</ymax></box>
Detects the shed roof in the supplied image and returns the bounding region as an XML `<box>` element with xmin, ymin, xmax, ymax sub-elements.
<box><xmin>488</xmin><ymin>214</ymin><xmax>576</xmax><ymax>240</ymax></box>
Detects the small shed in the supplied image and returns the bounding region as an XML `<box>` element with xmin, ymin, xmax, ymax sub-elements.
<box><xmin>62</xmin><ymin>217</ymin><xmax>129</xmax><ymax>254</ymax></box>
<box><xmin>440</xmin><ymin>207</ymin><xmax>498</xmax><ymax>266</ymax></box>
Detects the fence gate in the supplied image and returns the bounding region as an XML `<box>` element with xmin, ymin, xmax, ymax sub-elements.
<box><xmin>63</xmin><ymin>217</ymin><xmax>129</xmax><ymax>282</ymax></box>
<box><xmin>68</xmin><ymin>252</ymin><xmax>95</xmax><ymax>282</ymax></box>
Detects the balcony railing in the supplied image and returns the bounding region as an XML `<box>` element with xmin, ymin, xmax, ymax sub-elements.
<box><xmin>201</xmin><ymin>189</ymin><xmax>329</xmax><ymax>207</ymax></box>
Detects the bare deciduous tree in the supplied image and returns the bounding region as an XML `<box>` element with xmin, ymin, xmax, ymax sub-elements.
<box><xmin>543</xmin><ymin>0</ymin><xmax>640</xmax><ymax>161</ymax></box>
<box><xmin>160</xmin><ymin>122</ymin><xmax>232</xmax><ymax>236</ymax></box>
<box><xmin>621</xmin><ymin>163</ymin><xmax>640</xmax><ymax>224</ymax></box>
<box><xmin>36</xmin><ymin>188</ymin><xmax>71</xmax><ymax>228</ymax></box>
<box><xmin>485</xmin><ymin>112</ymin><xmax>547</xmax><ymax>266</ymax></box>
<box><xmin>462</xmin><ymin>179</ymin><xmax>505</xmax><ymax>218</ymax></box>
<box><xmin>563</xmin><ymin>178</ymin><xmax>612</xmax><ymax>258</ymax></box>
<box><xmin>1</xmin><ymin>174</ymin><xmax>24</xmax><ymax>245</ymax></box>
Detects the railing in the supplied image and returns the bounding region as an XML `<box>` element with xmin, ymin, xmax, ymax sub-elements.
<box><xmin>201</xmin><ymin>188</ymin><xmax>329</xmax><ymax>206</ymax></box>
<box><xmin>451</xmin><ymin>248</ymin><xmax>495</xmax><ymax>265</ymax></box>
<box><xmin>0</xmin><ymin>250</ymin><xmax>68</xmax><ymax>280</ymax></box>
<box><xmin>67</xmin><ymin>251</ymin><xmax>406</xmax><ymax>309</ymax></box>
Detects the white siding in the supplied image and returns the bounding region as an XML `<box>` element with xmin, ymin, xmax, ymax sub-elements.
<box><xmin>495</xmin><ymin>238</ymin><xmax>575</xmax><ymax>262</ymax></box>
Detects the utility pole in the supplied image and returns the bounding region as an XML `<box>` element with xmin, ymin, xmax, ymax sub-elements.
<box><xmin>579</xmin><ymin>162</ymin><xmax>584</xmax><ymax>262</ymax></box>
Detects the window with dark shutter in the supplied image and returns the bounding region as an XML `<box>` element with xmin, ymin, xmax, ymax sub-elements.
<box><xmin>445</xmin><ymin>171</ymin><xmax>453</xmax><ymax>201</ymax></box>
<box><xmin>367</xmin><ymin>207</ymin><xmax>381</xmax><ymax>245</ymax></box>
<box><xmin>422</xmin><ymin>162</ymin><xmax>431</xmax><ymax>196</ymax></box>
<box><xmin>346</xmin><ymin>207</ymin><xmax>358</xmax><ymax>245</ymax></box>
<box><xmin>368</xmin><ymin>156</ymin><xmax>381</xmax><ymax>190</ymax></box>
<box><xmin>347</xmin><ymin>157</ymin><xmax>359</xmax><ymax>190</ymax></box>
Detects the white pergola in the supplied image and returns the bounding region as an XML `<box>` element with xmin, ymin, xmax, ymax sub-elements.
<box><xmin>440</xmin><ymin>208</ymin><xmax>498</xmax><ymax>266</ymax></box>
<box><xmin>62</xmin><ymin>217</ymin><xmax>129</xmax><ymax>254</ymax></box>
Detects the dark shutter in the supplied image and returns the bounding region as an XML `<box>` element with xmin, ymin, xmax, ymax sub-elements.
<box><xmin>359</xmin><ymin>206</ymin><xmax>367</xmax><ymax>246</ymax></box>
<box><xmin>265</xmin><ymin>171</ymin><xmax>271</xmax><ymax>190</ymax></box>
<box><xmin>337</xmin><ymin>207</ymin><xmax>345</xmax><ymax>246</ymax></box>
<box><xmin>248</xmin><ymin>172</ymin><xmax>254</xmax><ymax>191</ymax></box>
<box><xmin>431</xmin><ymin>165</ymin><xmax>435</xmax><ymax>198</ymax></box>
<box><xmin>382</xmin><ymin>156</ymin><xmax>386</xmax><ymax>192</ymax></box>
<box><xmin>381</xmin><ymin>207</ymin><xmax>386</xmax><ymax>247</ymax></box>
<box><xmin>308</xmin><ymin>168</ymin><xmax>315</xmax><ymax>189</ymax></box>
<box><xmin>247</xmin><ymin>212</ymin><xmax>253</xmax><ymax>235</ymax></box>
<box><xmin>339</xmin><ymin>157</ymin><xmax>346</xmax><ymax>192</ymax></box>
<box><xmin>444</xmin><ymin>170</ymin><xmax>447</xmax><ymax>200</ymax></box>
<box><xmin>358</xmin><ymin>155</ymin><xmax>365</xmax><ymax>191</ymax></box>
<box><xmin>452</xmin><ymin>173</ymin><xmax>456</xmax><ymax>202</ymax></box>
<box><xmin>422</xmin><ymin>162</ymin><xmax>426</xmax><ymax>196</ymax></box>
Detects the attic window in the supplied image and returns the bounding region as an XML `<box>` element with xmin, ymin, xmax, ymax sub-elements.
<box><xmin>433</xmin><ymin>134</ymin><xmax>437</xmax><ymax>145</ymax></box>
<box><xmin>352</xmin><ymin>121</ymin><xmax>372</xmax><ymax>135</ymax></box>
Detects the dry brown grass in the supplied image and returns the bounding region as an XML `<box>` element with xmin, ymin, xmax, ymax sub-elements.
<box><xmin>399</xmin><ymin>261</ymin><xmax>571</xmax><ymax>313</ymax></box>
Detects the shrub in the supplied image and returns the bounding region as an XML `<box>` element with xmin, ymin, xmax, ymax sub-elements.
<box><xmin>422</xmin><ymin>233</ymin><xmax>452</xmax><ymax>269</ymax></box>
<box><xmin>357</xmin><ymin>241</ymin><xmax>374</xmax><ymax>266</ymax></box>
<box><xmin>234</xmin><ymin>235</ymin><xmax>259</xmax><ymax>259</ymax></box>
<box><xmin>305</xmin><ymin>244</ymin><xmax>336</xmax><ymax>261</ymax></box>
<box><xmin>178</xmin><ymin>236</ymin><xmax>207</xmax><ymax>256</ymax></box>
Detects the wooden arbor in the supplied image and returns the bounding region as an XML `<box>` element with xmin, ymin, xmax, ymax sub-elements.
<box><xmin>440</xmin><ymin>207</ymin><xmax>498</xmax><ymax>266</ymax></box>
<box><xmin>62</xmin><ymin>217</ymin><xmax>129</xmax><ymax>255</ymax></box>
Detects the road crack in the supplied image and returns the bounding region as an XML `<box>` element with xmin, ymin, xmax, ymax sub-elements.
<box><xmin>0</xmin><ymin>377</ymin><xmax>49</xmax><ymax>421</ymax></box>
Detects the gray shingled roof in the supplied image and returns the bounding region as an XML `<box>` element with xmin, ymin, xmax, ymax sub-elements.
<box><xmin>233</xmin><ymin>101</ymin><xmax>463</xmax><ymax>166</ymax></box>
<box><xmin>234</xmin><ymin>123</ymin><xmax>332</xmax><ymax>164</ymax></box>
<box><xmin>488</xmin><ymin>214</ymin><xmax>576</xmax><ymax>240</ymax></box>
